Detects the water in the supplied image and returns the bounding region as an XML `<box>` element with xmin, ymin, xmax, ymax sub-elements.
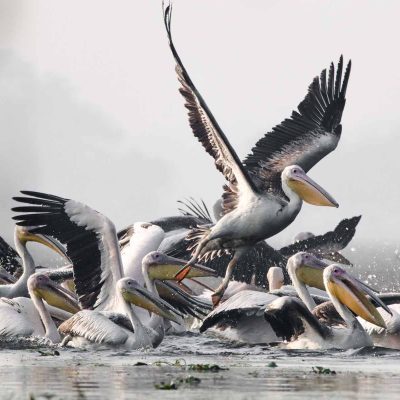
<box><xmin>1</xmin><ymin>334</ymin><xmax>400</xmax><ymax>399</ymax></box>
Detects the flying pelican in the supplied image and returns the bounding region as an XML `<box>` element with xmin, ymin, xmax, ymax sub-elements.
<box><xmin>0</xmin><ymin>273</ymin><xmax>80</xmax><ymax>343</ymax></box>
<box><xmin>117</xmin><ymin>197</ymin><xmax>359</xmax><ymax>291</ymax></box>
<box><xmin>0</xmin><ymin>226</ymin><xmax>65</xmax><ymax>298</ymax></box>
<box><xmin>163</xmin><ymin>4</ymin><xmax>351</xmax><ymax>305</ymax></box>
<box><xmin>264</xmin><ymin>264</ymin><xmax>391</xmax><ymax>350</ymax></box>
<box><xmin>12</xmin><ymin>191</ymin><xmax>212</xmax><ymax>344</ymax></box>
<box><xmin>169</xmin><ymin>207</ymin><xmax>361</xmax><ymax>290</ymax></box>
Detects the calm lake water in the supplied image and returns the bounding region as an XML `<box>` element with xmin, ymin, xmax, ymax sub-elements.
<box><xmin>1</xmin><ymin>333</ymin><xmax>400</xmax><ymax>400</ymax></box>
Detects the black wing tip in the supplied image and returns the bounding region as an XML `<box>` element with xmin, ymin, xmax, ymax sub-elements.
<box><xmin>16</xmin><ymin>190</ymin><xmax>67</xmax><ymax>203</ymax></box>
<box><xmin>338</xmin><ymin>215</ymin><xmax>362</xmax><ymax>229</ymax></box>
<box><xmin>163</xmin><ymin>0</ymin><xmax>173</xmax><ymax>38</ymax></box>
<box><xmin>177</xmin><ymin>197</ymin><xmax>212</xmax><ymax>222</ymax></box>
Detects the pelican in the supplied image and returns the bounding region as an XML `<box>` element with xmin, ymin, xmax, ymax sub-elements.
<box><xmin>163</xmin><ymin>4</ymin><xmax>351</xmax><ymax>305</ymax></box>
<box><xmin>199</xmin><ymin>254</ymin><xmax>331</xmax><ymax>344</ymax></box>
<box><xmin>0</xmin><ymin>226</ymin><xmax>65</xmax><ymax>298</ymax></box>
<box><xmin>12</xmin><ymin>191</ymin><xmax>212</xmax><ymax>345</ymax></box>
<box><xmin>357</xmin><ymin>300</ymin><xmax>400</xmax><ymax>349</ymax></box>
<box><xmin>0</xmin><ymin>273</ymin><xmax>80</xmax><ymax>343</ymax></box>
<box><xmin>264</xmin><ymin>264</ymin><xmax>391</xmax><ymax>350</ymax></box>
<box><xmin>118</xmin><ymin>218</ymin><xmax>217</xmax><ymax>290</ymax></box>
<box><xmin>117</xmin><ymin>197</ymin><xmax>359</xmax><ymax>291</ymax></box>
<box><xmin>169</xmin><ymin>208</ymin><xmax>361</xmax><ymax>290</ymax></box>
<box><xmin>59</xmin><ymin>277</ymin><xmax>183</xmax><ymax>349</ymax></box>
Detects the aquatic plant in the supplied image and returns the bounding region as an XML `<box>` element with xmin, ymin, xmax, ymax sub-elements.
<box><xmin>312</xmin><ymin>366</ymin><xmax>336</xmax><ymax>375</ymax></box>
<box><xmin>154</xmin><ymin>375</ymin><xmax>201</xmax><ymax>390</ymax></box>
<box><xmin>37</xmin><ymin>349</ymin><xmax>60</xmax><ymax>356</ymax></box>
<box><xmin>188</xmin><ymin>363</ymin><xmax>229</xmax><ymax>372</ymax></box>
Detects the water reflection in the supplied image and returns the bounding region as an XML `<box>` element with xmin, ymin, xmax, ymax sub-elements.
<box><xmin>1</xmin><ymin>335</ymin><xmax>400</xmax><ymax>399</ymax></box>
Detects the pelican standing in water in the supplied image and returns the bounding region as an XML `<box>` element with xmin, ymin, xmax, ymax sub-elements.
<box><xmin>163</xmin><ymin>4</ymin><xmax>351</xmax><ymax>305</ymax></box>
<box><xmin>0</xmin><ymin>273</ymin><xmax>80</xmax><ymax>343</ymax></box>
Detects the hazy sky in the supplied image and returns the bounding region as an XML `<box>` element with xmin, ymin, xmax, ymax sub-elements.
<box><xmin>0</xmin><ymin>0</ymin><xmax>399</xmax><ymax>252</ymax></box>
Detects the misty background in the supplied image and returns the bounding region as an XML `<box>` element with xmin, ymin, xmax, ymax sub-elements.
<box><xmin>0</xmin><ymin>1</ymin><xmax>399</xmax><ymax>283</ymax></box>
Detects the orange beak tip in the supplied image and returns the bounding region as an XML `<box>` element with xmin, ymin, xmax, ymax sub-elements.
<box><xmin>174</xmin><ymin>266</ymin><xmax>191</xmax><ymax>282</ymax></box>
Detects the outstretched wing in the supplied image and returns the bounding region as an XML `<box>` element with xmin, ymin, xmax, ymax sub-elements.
<box><xmin>280</xmin><ymin>216</ymin><xmax>361</xmax><ymax>264</ymax></box>
<box><xmin>244</xmin><ymin>56</ymin><xmax>351</xmax><ymax>197</ymax></box>
<box><xmin>163</xmin><ymin>3</ymin><xmax>258</xmax><ymax>215</ymax></box>
<box><xmin>12</xmin><ymin>191</ymin><xmax>123</xmax><ymax>311</ymax></box>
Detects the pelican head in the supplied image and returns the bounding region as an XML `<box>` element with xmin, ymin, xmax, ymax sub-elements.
<box><xmin>293</xmin><ymin>231</ymin><xmax>315</xmax><ymax>243</ymax></box>
<box><xmin>27</xmin><ymin>273</ymin><xmax>80</xmax><ymax>313</ymax></box>
<box><xmin>283</xmin><ymin>165</ymin><xmax>339</xmax><ymax>207</ymax></box>
<box><xmin>15</xmin><ymin>226</ymin><xmax>66</xmax><ymax>258</ymax></box>
<box><xmin>142</xmin><ymin>251</ymin><xmax>217</xmax><ymax>280</ymax></box>
<box><xmin>324</xmin><ymin>265</ymin><xmax>392</xmax><ymax>328</ymax></box>
<box><xmin>117</xmin><ymin>277</ymin><xmax>184</xmax><ymax>323</ymax></box>
<box><xmin>287</xmin><ymin>252</ymin><xmax>329</xmax><ymax>290</ymax></box>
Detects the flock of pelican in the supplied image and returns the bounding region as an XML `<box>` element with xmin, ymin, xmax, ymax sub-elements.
<box><xmin>1</xmin><ymin>2</ymin><xmax>399</xmax><ymax>352</ymax></box>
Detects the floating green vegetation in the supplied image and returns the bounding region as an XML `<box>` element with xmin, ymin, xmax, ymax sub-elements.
<box><xmin>248</xmin><ymin>371</ymin><xmax>259</xmax><ymax>378</ymax></box>
<box><xmin>133</xmin><ymin>361</ymin><xmax>148</xmax><ymax>366</ymax></box>
<box><xmin>267</xmin><ymin>361</ymin><xmax>278</xmax><ymax>368</ymax></box>
<box><xmin>153</xmin><ymin>358</ymin><xmax>186</xmax><ymax>367</ymax></box>
<box><xmin>312</xmin><ymin>366</ymin><xmax>337</xmax><ymax>375</ymax></box>
<box><xmin>154</xmin><ymin>376</ymin><xmax>201</xmax><ymax>390</ymax></box>
<box><xmin>188</xmin><ymin>363</ymin><xmax>229</xmax><ymax>372</ymax></box>
<box><xmin>37</xmin><ymin>349</ymin><xmax>60</xmax><ymax>357</ymax></box>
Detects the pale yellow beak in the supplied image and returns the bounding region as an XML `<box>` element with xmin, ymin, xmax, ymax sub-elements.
<box><xmin>294</xmin><ymin>255</ymin><xmax>328</xmax><ymax>290</ymax></box>
<box><xmin>16</xmin><ymin>227</ymin><xmax>66</xmax><ymax>258</ymax></box>
<box><xmin>145</xmin><ymin>253</ymin><xmax>217</xmax><ymax>280</ymax></box>
<box><xmin>296</xmin><ymin>266</ymin><xmax>325</xmax><ymax>290</ymax></box>
<box><xmin>288</xmin><ymin>173</ymin><xmax>338</xmax><ymax>207</ymax></box>
<box><xmin>121</xmin><ymin>283</ymin><xmax>183</xmax><ymax>324</ymax></box>
<box><xmin>30</xmin><ymin>275</ymin><xmax>80</xmax><ymax>314</ymax></box>
<box><xmin>326</xmin><ymin>277</ymin><xmax>387</xmax><ymax>328</ymax></box>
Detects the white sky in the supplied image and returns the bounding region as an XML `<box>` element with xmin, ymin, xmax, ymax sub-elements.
<box><xmin>0</xmin><ymin>0</ymin><xmax>399</xmax><ymax>251</ymax></box>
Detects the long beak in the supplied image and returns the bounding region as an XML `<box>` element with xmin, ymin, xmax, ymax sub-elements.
<box><xmin>122</xmin><ymin>286</ymin><xmax>184</xmax><ymax>324</ymax></box>
<box><xmin>155</xmin><ymin>280</ymin><xmax>212</xmax><ymax>318</ymax></box>
<box><xmin>326</xmin><ymin>275</ymin><xmax>390</xmax><ymax>328</ymax></box>
<box><xmin>19</xmin><ymin>229</ymin><xmax>66</xmax><ymax>259</ymax></box>
<box><xmin>148</xmin><ymin>255</ymin><xmax>217</xmax><ymax>280</ymax></box>
<box><xmin>289</xmin><ymin>173</ymin><xmax>339</xmax><ymax>207</ymax></box>
<box><xmin>34</xmin><ymin>280</ymin><xmax>80</xmax><ymax>314</ymax></box>
<box><xmin>296</xmin><ymin>257</ymin><xmax>329</xmax><ymax>290</ymax></box>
